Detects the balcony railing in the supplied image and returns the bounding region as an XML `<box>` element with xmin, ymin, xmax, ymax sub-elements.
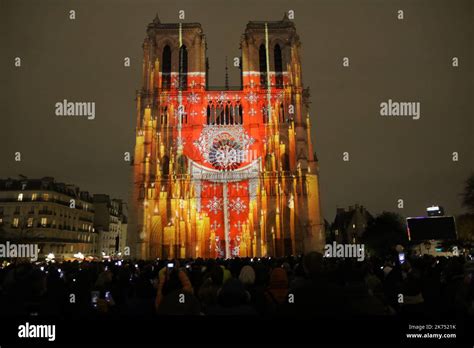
<box><xmin>0</xmin><ymin>198</ymin><xmax>95</xmax><ymax>213</ymax></box>
<box><xmin>205</xmin><ymin>86</ymin><xmax>243</xmax><ymax>91</ymax></box>
<box><xmin>38</xmin><ymin>210</ymin><xmax>54</xmax><ymax>215</ymax></box>
<box><xmin>37</xmin><ymin>223</ymin><xmax>52</xmax><ymax>228</ymax></box>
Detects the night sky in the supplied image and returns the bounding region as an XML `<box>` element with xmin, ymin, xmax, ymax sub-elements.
<box><xmin>1</xmin><ymin>0</ymin><xmax>472</xmax><ymax>221</ymax></box>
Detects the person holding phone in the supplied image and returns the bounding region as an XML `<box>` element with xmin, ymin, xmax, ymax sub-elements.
<box><xmin>91</xmin><ymin>291</ymin><xmax>100</xmax><ymax>308</ymax></box>
<box><xmin>154</xmin><ymin>262</ymin><xmax>199</xmax><ymax>315</ymax></box>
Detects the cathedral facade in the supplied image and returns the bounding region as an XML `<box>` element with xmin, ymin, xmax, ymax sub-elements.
<box><xmin>129</xmin><ymin>15</ymin><xmax>324</xmax><ymax>259</ymax></box>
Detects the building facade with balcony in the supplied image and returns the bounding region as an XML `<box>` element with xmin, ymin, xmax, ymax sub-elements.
<box><xmin>0</xmin><ymin>177</ymin><xmax>97</xmax><ymax>260</ymax></box>
<box><xmin>93</xmin><ymin>194</ymin><xmax>128</xmax><ymax>257</ymax></box>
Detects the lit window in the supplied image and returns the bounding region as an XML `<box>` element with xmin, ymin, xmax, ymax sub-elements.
<box><xmin>12</xmin><ymin>218</ymin><xmax>19</xmax><ymax>228</ymax></box>
<box><xmin>43</xmin><ymin>193</ymin><xmax>49</xmax><ymax>201</ymax></box>
<box><xmin>27</xmin><ymin>218</ymin><xmax>33</xmax><ymax>227</ymax></box>
<box><xmin>31</xmin><ymin>193</ymin><xmax>37</xmax><ymax>201</ymax></box>
<box><xmin>18</xmin><ymin>193</ymin><xmax>23</xmax><ymax>201</ymax></box>
<box><xmin>0</xmin><ymin>218</ymin><xmax>3</xmax><ymax>224</ymax></box>
<box><xmin>41</xmin><ymin>217</ymin><xmax>47</xmax><ymax>227</ymax></box>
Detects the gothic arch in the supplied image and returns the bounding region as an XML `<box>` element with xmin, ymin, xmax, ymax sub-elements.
<box><xmin>162</xmin><ymin>155</ymin><xmax>170</xmax><ymax>176</ymax></box>
<box><xmin>281</xmin><ymin>153</ymin><xmax>290</xmax><ymax>172</ymax></box>
<box><xmin>179</xmin><ymin>45</ymin><xmax>188</xmax><ymax>90</ymax></box>
<box><xmin>206</xmin><ymin>104</ymin><xmax>211</xmax><ymax>124</ymax></box>
<box><xmin>274</xmin><ymin>44</ymin><xmax>283</xmax><ymax>88</ymax></box>
<box><xmin>264</xmin><ymin>153</ymin><xmax>273</xmax><ymax>172</ymax></box>
<box><xmin>176</xmin><ymin>155</ymin><xmax>187</xmax><ymax>175</ymax></box>
<box><xmin>161</xmin><ymin>45</ymin><xmax>172</xmax><ymax>89</ymax></box>
<box><xmin>259</xmin><ymin>44</ymin><xmax>267</xmax><ymax>87</ymax></box>
<box><xmin>156</xmin><ymin>38</ymin><xmax>175</xmax><ymax>52</ymax></box>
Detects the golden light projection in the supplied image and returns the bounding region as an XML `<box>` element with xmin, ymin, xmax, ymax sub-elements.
<box><xmin>130</xmin><ymin>15</ymin><xmax>324</xmax><ymax>259</ymax></box>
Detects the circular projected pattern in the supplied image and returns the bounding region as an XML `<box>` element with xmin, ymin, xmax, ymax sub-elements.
<box><xmin>208</xmin><ymin>138</ymin><xmax>243</xmax><ymax>171</ymax></box>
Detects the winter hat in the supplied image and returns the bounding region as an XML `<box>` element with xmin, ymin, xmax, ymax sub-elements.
<box><xmin>239</xmin><ymin>265</ymin><xmax>256</xmax><ymax>285</ymax></box>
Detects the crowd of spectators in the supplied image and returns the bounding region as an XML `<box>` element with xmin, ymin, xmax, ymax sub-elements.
<box><xmin>0</xmin><ymin>252</ymin><xmax>473</xmax><ymax>319</ymax></box>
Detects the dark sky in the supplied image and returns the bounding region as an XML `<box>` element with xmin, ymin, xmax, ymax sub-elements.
<box><xmin>1</xmin><ymin>0</ymin><xmax>472</xmax><ymax>221</ymax></box>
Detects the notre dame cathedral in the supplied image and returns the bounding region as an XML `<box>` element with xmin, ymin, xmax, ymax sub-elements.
<box><xmin>128</xmin><ymin>14</ymin><xmax>325</xmax><ymax>259</ymax></box>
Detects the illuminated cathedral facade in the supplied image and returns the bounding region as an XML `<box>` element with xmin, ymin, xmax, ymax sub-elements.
<box><xmin>129</xmin><ymin>14</ymin><xmax>325</xmax><ymax>259</ymax></box>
